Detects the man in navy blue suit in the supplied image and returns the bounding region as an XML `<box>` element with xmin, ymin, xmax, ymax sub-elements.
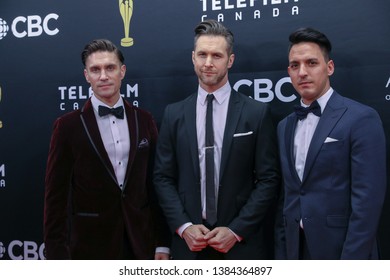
<box><xmin>275</xmin><ymin>27</ymin><xmax>387</xmax><ymax>259</ymax></box>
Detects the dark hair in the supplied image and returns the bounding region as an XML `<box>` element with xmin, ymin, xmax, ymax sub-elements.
<box><xmin>81</xmin><ymin>39</ymin><xmax>124</xmax><ymax>66</ymax></box>
<box><xmin>194</xmin><ymin>19</ymin><xmax>234</xmax><ymax>55</ymax></box>
<box><xmin>288</xmin><ymin>27</ymin><xmax>332</xmax><ymax>61</ymax></box>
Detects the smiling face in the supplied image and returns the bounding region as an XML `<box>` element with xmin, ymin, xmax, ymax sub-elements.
<box><xmin>192</xmin><ymin>35</ymin><xmax>235</xmax><ymax>93</ymax></box>
<box><xmin>84</xmin><ymin>51</ymin><xmax>126</xmax><ymax>106</ymax></box>
<box><xmin>288</xmin><ymin>42</ymin><xmax>334</xmax><ymax>105</ymax></box>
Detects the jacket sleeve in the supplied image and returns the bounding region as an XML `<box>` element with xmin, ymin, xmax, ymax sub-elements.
<box><xmin>146</xmin><ymin>113</ymin><xmax>172</xmax><ymax>249</ymax></box>
<box><xmin>341</xmin><ymin>108</ymin><xmax>386</xmax><ymax>259</ymax></box>
<box><xmin>43</xmin><ymin>117</ymin><xmax>73</xmax><ymax>259</ymax></box>
<box><xmin>153</xmin><ymin>105</ymin><xmax>193</xmax><ymax>233</ymax></box>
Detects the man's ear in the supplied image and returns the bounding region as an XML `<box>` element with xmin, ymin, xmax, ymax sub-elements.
<box><xmin>327</xmin><ymin>59</ymin><xmax>335</xmax><ymax>76</ymax></box>
<box><xmin>228</xmin><ymin>53</ymin><xmax>235</xmax><ymax>69</ymax></box>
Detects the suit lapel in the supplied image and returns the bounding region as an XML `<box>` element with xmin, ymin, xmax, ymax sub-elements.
<box><xmin>219</xmin><ymin>91</ymin><xmax>243</xmax><ymax>181</ymax></box>
<box><xmin>80</xmin><ymin>99</ymin><xmax>118</xmax><ymax>185</ymax></box>
<box><xmin>302</xmin><ymin>92</ymin><xmax>347</xmax><ymax>183</ymax></box>
<box><xmin>122</xmin><ymin>99</ymin><xmax>138</xmax><ymax>190</ymax></box>
<box><xmin>184</xmin><ymin>94</ymin><xmax>201</xmax><ymax>179</ymax></box>
<box><xmin>284</xmin><ymin>114</ymin><xmax>302</xmax><ymax>183</ymax></box>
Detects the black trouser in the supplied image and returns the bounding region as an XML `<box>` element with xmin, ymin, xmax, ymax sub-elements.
<box><xmin>122</xmin><ymin>230</ymin><xmax>136</xmax><ymax>260</ymax></box>
<box><xmin>299</xmin><ymin>228</ymin><xmax>311</xmax><ymax>260</ymax></box>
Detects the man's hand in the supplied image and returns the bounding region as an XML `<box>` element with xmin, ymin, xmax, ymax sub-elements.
<box><xmin>154</xmin><ymin>252</ymin><xmax>170</xmax><ymax>260</ymax></box>
<box><xmin>204</xmin><ymin>227</ymin><xmax>237</xmax><ymax>253</ymax></box>
<box><xmin>182</xmin><ymin>224</ymin><xmax>210</xmax><ymax>251</ymax></box>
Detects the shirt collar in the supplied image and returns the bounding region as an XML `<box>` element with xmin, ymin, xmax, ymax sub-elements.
<box><xmin>197</xmin><ymin>82</ymin><xmax>231</xmax><ymax>106</ymax></box>
<box><xmin>91</xmin><ymin>94</ymin><xmax>124</xmax><ymax>113</ymax></box>
<box><xmin>300</xmin><ymin>87</ymin><xmax>334</xmax><ymax>113</ymax></box>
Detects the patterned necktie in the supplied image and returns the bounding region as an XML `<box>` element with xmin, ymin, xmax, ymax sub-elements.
<box><xmin>205</xmin><ymin>94</ymin><xmax>217</xmax><ymax>226</ymax></box>
<box><xmin>294</xmin><ymin>100</ymin><xmax>321</xmax><ymax>120</ymax></box>
<box><xmin>98</xmin><ymin>105</ymin><xmax>124</xmax><ymax>119</ymax></box>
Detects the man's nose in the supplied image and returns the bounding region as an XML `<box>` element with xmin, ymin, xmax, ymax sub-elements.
<box><xmin>99</xmin><ymin>69</ymin><xmax>108</xmax><ymax>79</ymax></box>
<box><xmin>205</xmin><ymin>56</ymin><xmax>213</xmax><ymax>67</ymax></box>
<box><xmin>298</xmin><ymin>65</ymin><xmax>308</xmax><ymax>76</ymax></box>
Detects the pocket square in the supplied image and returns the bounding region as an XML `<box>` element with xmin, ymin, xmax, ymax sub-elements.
<box><xmin>233</xmin><ymin>131</ymin><xmax>253</xmax><ymax>137</ymax></box>
<box><xmin>324</xmin><ymin>137</ymin><xmax>338</xmax><ymax>143</ymax></box>
<box><xmin>138</xmin><ymin>138</ymin><xmax>149</xmax><ymax>148</ymax></box>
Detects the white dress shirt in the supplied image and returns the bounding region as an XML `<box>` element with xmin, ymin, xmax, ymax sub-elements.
<box><xmin>91</xmin><ymin>94</ymin><xmax>130</xmax><ymax>189</ymax></box>
<box><xmin>196</xmin><ymin>82</ymin><xmax>231</xmax><ymax>221</ymax></box>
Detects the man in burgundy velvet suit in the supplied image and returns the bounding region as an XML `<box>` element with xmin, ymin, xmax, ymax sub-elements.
<box><xmin>44</xmin><ymin>39</ymin><xmax>170</xmax><ymax>259</ymax></box>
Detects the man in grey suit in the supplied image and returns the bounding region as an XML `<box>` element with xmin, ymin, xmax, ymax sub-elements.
<box><xmin>154</xmin><ymin>19</ymin><xmax>280</xmax><ymax>260</ymax></box>
<box><xmin>275</xmin><ymin>28</ymin><xmax>387</xmax><ymax>259</ymax></box>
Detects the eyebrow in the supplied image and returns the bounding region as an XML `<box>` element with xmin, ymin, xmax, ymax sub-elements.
<box><xmin>88</xmin><ymin>63</ymin><xmax>117</xmax><ymax>69</ymax></box>
<box><xmin>289</xmin><ymin>57</ymin><xmax>319</xmax><ymax>63</ymax></box>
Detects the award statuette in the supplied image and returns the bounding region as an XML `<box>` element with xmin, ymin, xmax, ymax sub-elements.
<box><xmin>119</xmin><ymin>0</ymin><xmax>134</xmax><ymax>47</ymax></box>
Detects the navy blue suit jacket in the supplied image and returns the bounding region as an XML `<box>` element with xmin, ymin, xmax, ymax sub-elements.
<box><xmin>275</xmin><ymin>91</ymin><xmax>387</xmax><ymax>259</ymax></box>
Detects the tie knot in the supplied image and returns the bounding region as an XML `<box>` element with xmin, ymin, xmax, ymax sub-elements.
<box><xmin>206</xmin><ymin>94</ymin><xmax>214</xmax><ymax>104</ymax></box>
<box><xmin>98</xmin><ymin>105</ymin><xmax>124</xmax><ymax>119</ymax></box>
<box><xmin>294</xmin><ymin>100</ymin><xmax>321</xmax><ymax>120</ymax></box>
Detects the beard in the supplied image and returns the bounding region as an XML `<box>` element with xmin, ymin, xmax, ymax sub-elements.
<box><xmin>197</xmin><ymin>69</ymin><xmax>228</xmax><ymax>91</ymax></box>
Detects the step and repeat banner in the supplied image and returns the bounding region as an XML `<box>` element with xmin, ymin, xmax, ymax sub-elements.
<box><xmin>1</xmin><ymin>0</ymin><xmax>389</xmax><ymax>260</ymax></box>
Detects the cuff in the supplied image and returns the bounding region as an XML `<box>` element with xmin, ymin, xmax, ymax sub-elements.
<box><xmin>228</xmin><ymin>228</ymin><xmax>243</xmax><ymax>242</ymax></box>
<box><xmin>155</xmin><ymin>247</ymin><xmax>170</xmax><ymax>255</ymax></box>
<box><xmin>176</xmin><ymin>222</ymin><xmax>193</xmax><ymax>238</ymax></box>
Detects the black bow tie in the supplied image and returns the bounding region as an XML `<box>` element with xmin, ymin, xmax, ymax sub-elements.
<box><xmin>294</xmin><ymin>100</ymin><xmax>321</xmax><ymax>120</ymax></box>
<box><xmin>98</xmin><ymin>105</ymin><xmax>124</xmax><ymax>119</ymax></box>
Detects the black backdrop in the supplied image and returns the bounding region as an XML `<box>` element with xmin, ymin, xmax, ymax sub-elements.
<box><xmin>1</xmin><ymin>0</ymin><xmax>389</xmax><ymax>260</ymax></box>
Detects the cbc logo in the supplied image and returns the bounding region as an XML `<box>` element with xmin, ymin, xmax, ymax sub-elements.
<box><xmin>234</xmin><ymin>77</ymin><xmax>297</xmax><ymax>103</ymax></box>
<box><xmin>0</xmin><ymin>18</ymin><xmax>9</xmax><ymax>40</ymax></box>
<box><xmin>0</xmin><ymin>242</ymin><xmax>6</xmax><ymax>258</ymax></box>
<box><xmin>0</xmin><ymin>13</ymin><xmax>59</xmax><ymax>40</ymax></box>
<box><xmin>0</xmin><ymin>240</ymin><xmax>45</xmax><ymax>260</ymax></box>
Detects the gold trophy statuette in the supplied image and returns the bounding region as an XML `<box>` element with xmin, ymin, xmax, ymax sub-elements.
<box><xmin>119</xmin><ymin>0</ymin><xmax>134</xmax><ymax>47</ymax></box>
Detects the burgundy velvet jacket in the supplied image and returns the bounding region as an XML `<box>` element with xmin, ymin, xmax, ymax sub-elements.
<box><xmin>44</xmin><ymin>98</ymin><xmax>170</xmax><ymax>259</ymax></box>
